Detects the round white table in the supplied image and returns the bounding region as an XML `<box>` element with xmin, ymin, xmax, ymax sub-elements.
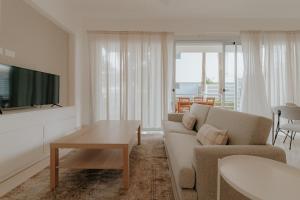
<box><xmin>217</xmin><ymin>155</ymin><xmax>300</xmax><ymax>200</ymax></box>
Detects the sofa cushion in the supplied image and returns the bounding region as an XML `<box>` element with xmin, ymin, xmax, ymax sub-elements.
<box><xmin>205</xmin><ymin>107</ymin><xmax>272</xmax><ymax>145</ymax></box>
<box><xmin>190</xmin><ymin>104</ymin><xmax>211</xmax><ymax>131</ymax></box>
<box><xmin>196</xmin><ymin>124</ymin><xmax>228</xmax><ymax>145</ymax></box>
<box><xmin>163</xmin><ymin>121</ymin><xmax>197</xmax><ymax>135</ymax></box>
<box><xmin>164</xmin><ymin>132</ymin><xmax>200</xmax><ymax>189</ymax></box>
<box><xmin>182</xmin><ymin>112</ymin><xmax>197</xmax><ymax>130</ymax></box>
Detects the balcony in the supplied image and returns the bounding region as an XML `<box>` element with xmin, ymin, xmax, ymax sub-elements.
<box><xmin>175</xmin><ymin>82</ymin><xmax>239</xmax><ymax>112</ymax></box>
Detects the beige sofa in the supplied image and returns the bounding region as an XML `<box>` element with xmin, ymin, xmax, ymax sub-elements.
<box><xmin>163</xmin><ymin>104</ymin><xmax>286</xmax><ymax>200</ymax></box>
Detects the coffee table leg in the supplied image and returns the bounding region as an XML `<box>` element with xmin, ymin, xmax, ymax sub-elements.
<box><xmin>272</xmin><ymin>111</ymin><xmax>275</xmax><ymax>145</ymax></box>
<box><xmin>50</xmin><ymin>146</ymin><xmax>59</xmax><ymax>190</ymax></box>
<box><xmin>137</xmin><ymin>125</ymin><xmax>141</xmax><ymax>145</ymax></box>
<box><xmin>123</xmin><ymin>145</ymin><xmax>129</xmax><ymax>189</ymax></box>
<box><xmin>217</xmin><ymin>159</ymin><xmax>220</xmax><ymax>200</ymax></box>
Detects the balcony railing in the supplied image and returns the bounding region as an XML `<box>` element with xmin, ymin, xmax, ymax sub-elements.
<box><xmin>175</xmin><ymin>82</ymin><xmax>239</xmax><ymax>111</ymax></box>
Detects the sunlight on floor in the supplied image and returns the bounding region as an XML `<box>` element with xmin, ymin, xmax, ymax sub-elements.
<box><xmin>269</xmin><ymin>133</ymin><xmax>300</xmax><ymax>168</ymax></box>
<box><xmin>142</xmin><ymin>131</ymin><xmax>163</xmax><ymax>135</ymax></box>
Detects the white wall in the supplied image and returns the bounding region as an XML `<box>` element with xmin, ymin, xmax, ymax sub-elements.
<box><xmin>0</xmin><ymin>0</ymin><xmax>70</xmax><ymax>105</ymax></box>
<box><xmin>23</xmin><ymin>0</ymin><xmax>94</xmax><ymax>126</ymax></box>
<box><xmin>24</xmin><ymin>0</ymin><xmax>81</xmax><ymax>34</ymax></box>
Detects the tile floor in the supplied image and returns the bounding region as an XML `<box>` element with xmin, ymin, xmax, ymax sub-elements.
<box><xmin>272</xmin><ymin>133</ymin><xmax>300</xmax><ymax>168</ymax></box>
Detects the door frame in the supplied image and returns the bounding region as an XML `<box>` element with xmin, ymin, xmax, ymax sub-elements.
<box><xmin>222</xmin><ymin>42</ymin><xmax>242</xmax><ymax>110</ymax></box>
<box><xmin>173</xmin><ymin>40</ymin><xmax>242</xmax><ymax>111</ymax></box>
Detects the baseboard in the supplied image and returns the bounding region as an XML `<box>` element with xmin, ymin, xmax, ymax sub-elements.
<box><xmin>0</xmin><ymin>149</ymin><xmax>71</xmax><ymax>197</ymax></box>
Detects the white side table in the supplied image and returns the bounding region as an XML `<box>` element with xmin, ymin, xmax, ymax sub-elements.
<box><xmin>217</xmin><ymin>155</ymin><xmax>300</xmax><ymax>200</ymax></box>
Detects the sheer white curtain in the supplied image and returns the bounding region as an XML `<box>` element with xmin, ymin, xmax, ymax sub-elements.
<box><xmin>88</xmin><ymin>32</ymin><xmax>174</xmax><ymax>129</ymax></box>
<box><xmin>240</xmin><ymin>31</ymin><xmax>300</xmax><ymax>116</ymax></box>
<box><xmin>262</xmin><ymin>32</ymin><xmax>300</xmax><ymax>107</ymax></box>
<box><xmin>240</xmin><ymin>32</ymin><xmax>270</xmax><ymax>117</ymax></box>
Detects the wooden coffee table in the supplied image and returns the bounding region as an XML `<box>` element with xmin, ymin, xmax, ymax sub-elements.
<box><xmin>50</xmin><ymin>120</ymin><xmax>141</xmax><ymax>190</ymax></box>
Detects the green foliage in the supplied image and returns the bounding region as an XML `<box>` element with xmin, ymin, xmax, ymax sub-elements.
<box><xmin>206</xmin><ymin>78</ymin><xmax>215</xmax><ymax>84</ymax></box>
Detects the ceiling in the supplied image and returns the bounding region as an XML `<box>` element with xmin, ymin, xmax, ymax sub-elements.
<box><xmin>65</xmin><ymin>0</ymin><xmax>300</xmax><ymax>20</ymax></box>
<box><xmin>27</xmin><ymin>0</ymin><xmax>300</xmax><ymax>36</ymax></box>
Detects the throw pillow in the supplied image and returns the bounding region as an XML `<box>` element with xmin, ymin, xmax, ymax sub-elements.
<box><xmin>182</xmin><ymin>112</ymin><xmax>197</xmax><ymax>130</ymax></box>
<box><xmin>196</xmin><ymin>124</ymin><xmax>228</xmax><ymax>145</ymax></box>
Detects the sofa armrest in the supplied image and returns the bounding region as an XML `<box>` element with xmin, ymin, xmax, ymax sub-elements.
<box><xmin>168</xmin><ymin>113</ymin><xmax>184</xmax><ymax>122</ymax></box>
<box><xmin>193</xmin><ymin>145</ymin><xmax>286</xmax><ymax>200</ymax></box>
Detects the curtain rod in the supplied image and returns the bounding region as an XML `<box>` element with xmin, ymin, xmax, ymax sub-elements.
<box><xmin>175</xmin><ymin>40</ymin><xmax>241</xmax><ymax>45</ymax></box>
<box><xmin>87</xmin><ymin>30</ymin><xmax>173</xmax><ymax>34</ymax></box>
<box><xmin>241</xmin><ymin>30</ymin><xmax>300</xmax><ymax>33</ymax></box>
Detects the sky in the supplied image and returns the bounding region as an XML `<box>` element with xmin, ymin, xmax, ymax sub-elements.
<box><xmin>176</xmin><ymin>47</ymin><xmax>244</xmax><ymax>83</ymax></box>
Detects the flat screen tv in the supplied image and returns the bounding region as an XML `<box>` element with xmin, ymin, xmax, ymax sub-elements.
<box><xmin>0</xmin><ymin>64</ymin><xmax>59</xmax><ymax>109</ymax></box>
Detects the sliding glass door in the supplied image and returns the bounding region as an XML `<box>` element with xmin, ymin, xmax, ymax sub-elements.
<box><xmin>175</xmin><ymin>42</ymin><xmax>222</xmax><ymax>112</ymax></box>
<box><xmin>224</xmin><ymin>43</ymin><xmax>244</xmax><ymax>110</ymax></box>
<box><xmin>175</xmin><ymin>42</ymin><xmax>244</xmax><ymax>112</ymax></box>
<box><xmin>205</xmin><ymin>52</ymin><xmax>221</xmax><ymax>106</ymax></box>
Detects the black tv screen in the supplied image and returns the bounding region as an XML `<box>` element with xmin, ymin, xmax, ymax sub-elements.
<box><xmin>0</xmin><ymin>64</ymin><xmax>59</xmax><ymax>109</ymax></box>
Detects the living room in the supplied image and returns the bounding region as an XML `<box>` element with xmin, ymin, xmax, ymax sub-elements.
<box><xmin>0</xmin><ymin>0</ymin><xmax>300</xmax><ymax>199</ymax></box>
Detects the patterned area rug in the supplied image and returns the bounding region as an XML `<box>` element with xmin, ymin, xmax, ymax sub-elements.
<box><xmin>1</xmin><ymin>134</ymin><xmax>174</xmax><ymax>200</ymax></box>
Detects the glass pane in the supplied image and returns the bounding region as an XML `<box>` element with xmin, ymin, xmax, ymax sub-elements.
<box><xmin>224</xmin><ymin>44</ymin><xmax>244</xmax><ymax>111</ymax></box>
<box><xmin>224</xmin><ymin>45</ymin><xmax>235</xmax><ymax>110</ymax></box>
<box><xmin>205</xmin><ymin>53</ymin><xmax>220</xmax><ymax>106</ymax></box>
<box><xmin>176</xmin><ymin>52</ymin><xmax>202</xmax><ymax>98</ymax></box>
<box><xmin>237</xmin><ymin>45</ymin><xmax>244</xmax><ymax>111</ymax></box>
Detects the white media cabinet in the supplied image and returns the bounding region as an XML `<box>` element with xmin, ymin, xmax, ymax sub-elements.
<box><xmin>0</xmin><ymin>107</ymin><xmax>77</xmax><ymax>196</ymax></box>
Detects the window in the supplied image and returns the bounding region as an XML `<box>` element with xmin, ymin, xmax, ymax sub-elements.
<box><xmin>176</xmin><ymin>52</ymin><xmax>203</xmax><ymax>98</ymax></box>
<box><xmin>175</xmin><ymin>42</ymin><xmax>244</xmax><ymax>112</ymax></box>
